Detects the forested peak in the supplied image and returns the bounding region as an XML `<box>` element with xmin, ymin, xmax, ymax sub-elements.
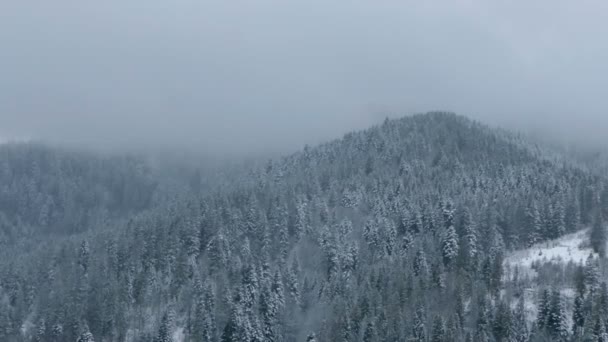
<box><xmin>246</xmin><ymin>113</ymin><xmax>597</xmax><ymax>209</ymax></box>
<box><xmin>280</xmin><ymin>112</ymin><xmax>538</xmax><ymax>175</ymax></box>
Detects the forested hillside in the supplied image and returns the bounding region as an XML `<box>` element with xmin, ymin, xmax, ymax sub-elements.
<box><xmin>0</xmin><ymin>144</ymin><xmax>158</xmax><ymax>243</ymax></box>
<box><xmin>1</xmin><ymin>113</ymin><xmax>607</xmax><ymax>342</ymax></box>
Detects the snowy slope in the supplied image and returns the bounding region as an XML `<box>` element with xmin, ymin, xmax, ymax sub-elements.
<box><xmin>503</xmin><ymin>231</ymin><xmax>595</xmax><ymax>325</ymax></box>
<box><xmin>505</xmin><ymin>229</ymin><xmax>596</xmax><ymax>272</ymax></box>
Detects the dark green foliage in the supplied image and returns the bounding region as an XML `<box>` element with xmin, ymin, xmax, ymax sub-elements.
<box><xmin>493</xmin><ymin>300</ymin><xmax>512</xmax><ymax>341</ymax></box>
<box><xmin>537</xmin><ymin>289</ymin><xmax>550</xmax><ymax>331</ymax></box>
<box><xmin>591</xmin><ymin>210</ymin><xmax>607</xmax><ymax>257</ymax></box>
<box><xmin>431</xmin><ymin>315</ymin><xmax>446</xmax><ymax>342</ymax></box>
<box><xmin>547</xmin><ymin>289</ymin><xmax>569</xmax><ymax>340</ymax></box>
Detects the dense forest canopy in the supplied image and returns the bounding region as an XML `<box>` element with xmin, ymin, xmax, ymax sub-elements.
<box><xmin>1</xmin><ymin>113</ymin><xmax>607</xmax><ymax>342</ymax></box>
<box><xmin>0</xmin><ymin>143</ymin><xmax>158</xmax><ymax>241</ymax></box>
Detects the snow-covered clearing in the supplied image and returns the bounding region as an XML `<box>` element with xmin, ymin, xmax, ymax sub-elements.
<box><xmin>505</xmin><ymin>229</ymin><xmax>596</xmax><ymax>274</ymax></box>
<box><xmin>503</xmin><ymin>229</ymin><xmax>598</xmax><ymax>324</ymax></box>
<box><xmin>173</xmin><ymin>327</ymin><xmax>185</xmax><ymax>342</ymax></box>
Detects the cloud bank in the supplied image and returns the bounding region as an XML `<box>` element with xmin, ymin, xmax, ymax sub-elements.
<box><xmin>1</xmin><ymin>1</ymin><xmax>607</xmax><ymax>155</ymax></box>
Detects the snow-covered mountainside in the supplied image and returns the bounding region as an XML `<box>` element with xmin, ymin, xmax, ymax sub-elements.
<box><xmin>1</xmin><ymin>113</ymin><xmax>607</xmax><ymax>342</ymax></box>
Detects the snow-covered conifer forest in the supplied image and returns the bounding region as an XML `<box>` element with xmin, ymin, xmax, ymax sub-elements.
<box><xmin>1</xmin><ymin>112</ymin><xmax>608</xmax><ymax>342</ymax></box>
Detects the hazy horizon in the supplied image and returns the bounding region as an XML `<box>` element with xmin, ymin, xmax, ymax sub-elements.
<box><xmin>2</xmin><ymin>1</ymin><xmax>608</xmax><ymax>157</ymax></box>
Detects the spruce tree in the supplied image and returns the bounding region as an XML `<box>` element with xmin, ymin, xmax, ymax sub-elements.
<box><xmin>431</xmin><ymin>316</ymin><xmax>445</xmax><ymax>342</ymax></box>
<box><xmin>536</xmin><ymin>289</ymin><xmax>550</xmax><ymax>331</ymax></box>
<box><xmin>413</xmin><ymin>249</ymin><xmax>429</xmax><ymax>277</ymax></box>
<box><xmin>460</xmin><ymin>209</ymin><xmax>478</xmax><ymax>272</ymax></box>
<box><xmin>413</xmin><ymin>303</ymin><xmax>427</xmax><ymax>342</ymax></box>
<box><xmin>512</xmin><ymin>295</ymin><xmax>529</xmax><ymax>342</ymax></box>
<box><xmin>492</xmin><ymin>300</ymin><xmax>512</xmax><ymax>341</ymax></box>
<box><xmin>79</xmin><ymin>240</ymin><xmax>90</xmax><ymax>274</ymax></box>
<box><xmin>572</xmin><ymin>294</ymin><xmax>585</xmax><ymax>337</ymax></box>
<box><xmin>585</xmin><ymin>254</ymin><xmax>600</xmax><ymax>294</ymax></box>
<box><xmin>363</xmin><ymin>321</ymin><xmax>377</xmax><ymax>342</ymax></box>
<box><xmin>590</xmin><ymin>211</ymin><xmax>607</xmax><ymax>257</ymax></box>
<box><xmin>441</xmin><ymin>224</ymin><xmax>459</xmax><ymax>269</ymax></box>
<box><xmin>476</xmin><ymin>297</ymin><xmax>491</xmax><ymax>342</ymax></box>
<box><xmin>547</xmin><ymin>289</ymin><xmax>569</xmax><ymax>340</ymax></box>
<box><xmin>592</xmin><ymin>317</ymin><xmax>607</xmax><ymax>342</ymax></box>
<box><xmin>526</xmin><ymin>202</ymin><xmax>543</xmax><ymax>246</ymax></box>
<box><xmin>156</xmin><ymin>312</ymin><xmax>173</xmax><ymax>342</ymax></box>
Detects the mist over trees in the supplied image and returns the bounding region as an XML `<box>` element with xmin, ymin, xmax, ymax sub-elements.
<box><xmin>1</xmin><ymin>113</ymin><xmax>608</xmax><ymax>342</ymax></box>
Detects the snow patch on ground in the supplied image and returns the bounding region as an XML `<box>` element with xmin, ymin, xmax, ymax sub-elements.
<box><xmin>505</xmin><ymin>229</ymin><xmax>596</xmax><ymax>273</ymax></box>
<box><xmin>20</xmin><ymin>316</ymin><xmax>34</xmax><ymax>337</ymax></box>
<box><xmin>173</xmin><ymin>327</ymin><xmax>185</xmax><ymax>342</ymax></box>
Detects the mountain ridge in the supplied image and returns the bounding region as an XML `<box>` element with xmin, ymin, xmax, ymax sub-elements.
<box><xmin>1</xmin><ymin>112</ymin><xmax>607</xmax><ymax>342</ymax></box>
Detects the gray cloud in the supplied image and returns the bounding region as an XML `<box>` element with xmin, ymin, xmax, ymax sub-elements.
<box><xmin>1</xmin><ymin>1</ymin><xmax>608</xmax><ymax>156</ymax></box>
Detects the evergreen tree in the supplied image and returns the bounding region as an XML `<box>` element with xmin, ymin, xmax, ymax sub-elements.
<box><xmin>363</xmin><ymin>321</ymin><xmax>377</xmax><ymax>342</ymax></box>
<box><xmin>552</xmin><ymin>200</ymin><xmax>566</xmax><ymax>238</ymax></box>
<box><xmin>493</xmin><ymin>300</ymin><xmax>512</xmax><ymax>341</ymax></box>
<box><xmin>294</xmin><ymin>198</ymin><xmax>308</xmax><ymax>240</ymax></box>
<box><xmin>408</xmin><ymin>208</ymin><xmax>423</xmax><ymax>234</ymax></box>
<box><xmin>276</xmin><ymin>204</ymin><xmax>290</xmax><ymax>267</ymax></box>
<box><xmin>599</xmin><ymin>283</ymin><xmax>608</xmax><ymax>325</ymax></box>
<box><xmin>193</xmin><ymin>287</ymin><xmax>216</xmax><ymax>342</ymax></box>
<box><xmin>34</xmin><ymin>318</ymin><xmax>46</xmax><ymax>342</ymax></box>
<box><xmin>260</xmin><ymin>270</ymin><xmax>285</xmax><ymax>342</ymax></box>
<box><xmin>547</xmin><ymin>289</ymin><xmax>569</xmax><ymax>340</ymax></box>
<box><xmin>590</xmin><ymin>211</ymin><xmax>607</xmax><ymax>257</ymax></box>
<box><xmin>537</xmin><ymin>289</ymin><xmax>550</xmax><ymax>331</ymax></box>
<box><xmin>222</xmin><ymin>303</ymin><xmax>260</xmax><ymax>342</ymax></box>
<box><xmin>526</xmin><ymin>202</ymin><xmax>543</xmax><ymax>246</ymax></box>
<box><xmin>572</xmin><ymin>293</ymin><xmax>585</xmax><ymax>337</ymax></box>
<box><xmin>460</xmin><ymin>209</ymin><xmax>478</xmax><ymax>272</ymax></box>
<box><xmin>208</xmin><ymin>229</ymin><xmax>230</xmax><ymax>273</ymax></box>
<box><xmin>400</xmin><ymin>231</ymin><xmax>413</xmax><ymax>257</ymax></box>
<box><xmin>414</xmin><ymin>249</ymin><xmax>429</xmax><ymax>277</ymax></box>
<box><xmin>585</xmin><ymin>254</ymin><xmax>600</xmax><ymax>295</ymax></box>
<box><xmin>77</xmin><ymin>331</ymin><xmax>95</xmax><ymax>342</ymax></box>
<box><xmin>363</xmin><ymin>217</ymin><xmax>381</xmax><ymax>257</ymax></box>
<box><xmin>340</xmin><ymin>313</ymin><xmax>353</xmax><ymax>342</ymax></box>
<box><xmin>512</xmin><ymin>295</ymin><xmax>529</xmax><ymax>342</ymax></box>
<box><xmin>183</xmin><ymin>216</ymin><xmax>201</xmax><ymax>259</ymax></box>
<box><xmin>592</xmin><ymin>317</ymin><xmax>607</xmax><ymax>342</ymax></box>
<box><xmin>286</xmin><ymin>259</ymin><xmax>301</xmax><ymax>307</ymax></box>
<box><xmin>476</xmin><ymin>297</ymin><xmax>491</xmax><ymax>342</ymax></box>
<box><xmin>441</xmin><ymin>224</ymin><xmax>459</xmax><ymax>269</ymax></box>
<box><xmin>413</xmin><ymin>303</ymin><xmax>427</xmax><ymax>342</ymax></box>
<box><xmin>0</xmin><ymin>302</ymin><xmax>13</xmax><ymax>341</ymax></box>
<box><xmin>79</xmin><ymin>240</ymin><xmax>91</xmax><ymax>274</ymax></box>
<box><xmin>431</xmin><ymin>262</ymin><xmax>446</xmax><ymax>290</ymax></box>
<box><xmin>455</xmin><ymin>290</ymin><xmax>465</xmax><ymax>330</ymax></box>
<box><xmin>431</xmin><ymin>315</ymin><xmax>446</xmax><ymax>342</ymax></box>
<box><xmin>156</xmin><ymin>311</ymin><xmax>173</xmax><ymax>342</ymax></box>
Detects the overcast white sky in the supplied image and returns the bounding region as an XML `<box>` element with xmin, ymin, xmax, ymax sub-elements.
<box><xmin>1</xmin><ymin>1</ymin><xmax>608</xmax><ymax>156</ymax></box>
